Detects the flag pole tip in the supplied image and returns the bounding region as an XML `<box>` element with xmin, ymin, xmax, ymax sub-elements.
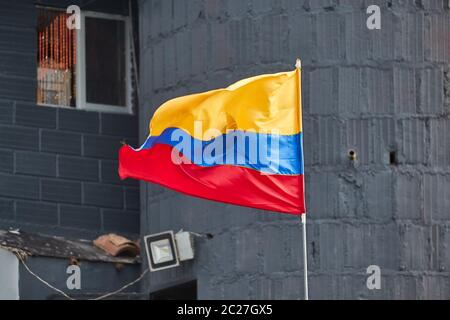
<box><xmin>295</xmin><ymin>58</ymin><xmax>302</xmax><ymax>69</ymax></box>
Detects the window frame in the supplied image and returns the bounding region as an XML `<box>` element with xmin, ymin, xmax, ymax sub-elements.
<box><xmin>76</xmin><ymin>10</ymin><xmax>133</xmax><ymax>114</ymax></box>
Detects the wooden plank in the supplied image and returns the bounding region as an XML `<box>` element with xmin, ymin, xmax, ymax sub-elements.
<box><xmin>0</xmin><ymin>230</ymin><xmax>140</xmax><ymax>265</ymax></box>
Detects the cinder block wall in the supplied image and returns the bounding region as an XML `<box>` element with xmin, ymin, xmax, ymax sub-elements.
<box><xmin>139</xmin><ymin>0</ymin><xmax>450</xmax><ymax>299</ymax></box>
<box><xmin>0</xmin><ymin>0</ymin><xmax>140</xmax><ymax>239</ymax></box>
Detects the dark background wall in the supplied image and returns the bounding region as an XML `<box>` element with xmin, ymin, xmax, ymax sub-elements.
<box><xmin>139</xmin><ymin>0</ymin><xmax>450</xmax><ymax>299</ymax></box>
<box><xmin>18</xmin><ymin>256</ymin><xmax>141</xmax><ymax>299</ymax></box>
<box><xmin>0</xmin><ymin>0</ymin><xmax>140</xmax><ymax>240</ymax></box>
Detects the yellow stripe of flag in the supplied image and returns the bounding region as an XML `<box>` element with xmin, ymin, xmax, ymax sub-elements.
<box><xmin>149</xmin><ymin>70</ymin><xmax>301</xmax><ymax>140</ymax></box>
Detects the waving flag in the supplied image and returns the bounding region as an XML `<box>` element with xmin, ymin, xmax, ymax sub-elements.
<box><xmin>119</xmin><ymin>68</ymin><xmax>305</xmax><ymax>214</ymax></box>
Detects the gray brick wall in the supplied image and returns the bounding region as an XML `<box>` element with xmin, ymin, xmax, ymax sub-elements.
<box><xmin>139</xmin><ymin>0</ymin><xmax>450</xmax><ymax>299</ymax></box>
<box><xmin>0</xmin><ymin>0</ymin><xmax>140</xmax><ymax>239</ymax></box>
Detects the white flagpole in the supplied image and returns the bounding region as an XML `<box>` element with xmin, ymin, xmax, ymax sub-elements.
<box><xmin>301</xmin><ymin>213</ymin><xmax>309</xmax><ymax>300</ymax></box>
<box><xmin>295</xmin><ymin>58</ymin><xmax>309</xmax><ymax>300</ymax></box>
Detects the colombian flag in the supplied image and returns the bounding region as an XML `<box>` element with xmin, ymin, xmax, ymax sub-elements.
<box><xmin>119</xmin><ymin>67</ymin><xmax>305</xmax><ymax>215</ymax></box>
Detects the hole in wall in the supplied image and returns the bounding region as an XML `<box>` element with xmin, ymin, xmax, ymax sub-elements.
<box><xmin>389</xmin><ymin>151</ymin><xmax>397</xmax><ymax>165</ymax></box>
<box><xmin>348</xmin><ymin>149</ymin><xmax>357</xmax><ymax>161</ymax></box>
<box><xmin>150</xmin><ymin>280</ymin><xmax>197</xmax><ymax>300</ymax></box>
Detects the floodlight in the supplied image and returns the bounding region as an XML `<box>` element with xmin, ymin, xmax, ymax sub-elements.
<box><xmin>144</xmin><ymin>231</ymin><xmax>179</xmax><ymax>272</ymax></box>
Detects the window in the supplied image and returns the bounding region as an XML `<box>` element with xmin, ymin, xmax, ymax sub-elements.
<box><xmin>37</xmin><ymin>7</ymin><xmax>132</xmax><ymax>114</ymax></box>
<box><xmin>37</xmin><ymin>8</ymin><xmax>76</xmax><ymax>107</ymax></box>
